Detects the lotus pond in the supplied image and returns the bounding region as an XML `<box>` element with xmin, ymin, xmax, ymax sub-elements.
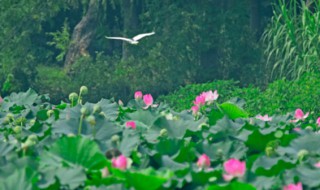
<box><xmin>0</xmin><ymin>87</ymin><xmax>319</xmax><ymax>190</ymax></box>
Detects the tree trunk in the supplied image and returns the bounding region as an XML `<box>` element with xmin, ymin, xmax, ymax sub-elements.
<box><xmin>250</xmin><ymin>0</ymin><xmax>261</xmax><ymax>40</ymax></box>
<box><xmin>64</xmin><ymin>0</ymin><xmax>100</xmax><ymax>69</ymax></box>
<box><xmin>121</xmin><ymin>0</ymin><xmax>140</xmax><ymax>61</ymax></box>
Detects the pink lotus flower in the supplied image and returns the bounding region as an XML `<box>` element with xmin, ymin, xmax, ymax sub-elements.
<box><xmin>0</xmin><ymin>96</ymin><xmax>3</xmax><ymax>104</ymax></box>
<box><xmin>125</xmin><ymin>121</ymin><xmax>136</xmax><ymax>129</ymax></box>
<box><xmin>256</xmin><ymin>114</ymin><xmax>272</xmax><ymax>121</ymax></box>
<box><xmin>203</xmin><ymin>90</ymin><xmax>219</xmax><ymax>103</ymax></box>
<box><xmin>194</xmin><ymin>94</ymin><xmax>206</xmax><ymax>106</ymax></box>
<box><xmin>317</xmin><ymin>117</ymin><xmax>320</xmax><ymax>127</ymax></box>
<box><xmin>193</xmin><ymin>90</ymin><xmax>219</xmax><ymax>106</ymax></box>
<box><xmin>223</xmin><ymin>158</ymin><xmax>246</xmax><ymax>181</ymax></box>
<box><xmin>292</xmin><ymin>109</ymin><xmax>309</xmax><ymax>122</ymax></box>
<box><xmin>143</xmin><ymin>94</ymin><xmax>153</xmax><ymax>108</ymax></box>
<box><xmin>112</xmin><ymin>155</ymin><xmax>128</xmax><ymax>170</ymax></box>
<box><xmin>197</xmin><ymin>154</ymin><xmax>211</xmax><ymax>169</ymax></box>
<box><xmin>134</xmin><ymin>91</ymin><xmax>143</xmax><ymax>99</ymax></box>
<box><xmin>314</xmin><ymin>162</ymin><xmax>320</xmax><ymax>168</ymax></box>
<box><xmin>191</xmin><ymin>105</ymin><xmax>199</xmax><ymax>115</ymax></box>
<box><xmin>283</xmin><ymin>182</ymin><xmax>303</xmax><ymax>190</ymax></box>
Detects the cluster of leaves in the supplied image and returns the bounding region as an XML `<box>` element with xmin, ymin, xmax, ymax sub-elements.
<box><xmin>159</xmin><ymin>72</ymin><xmax>320</xmax><ymax>116</ymax></box>
<box><xmin>1</xmin><ymin>88</ymin><xmax>320</xmax><ymax>189</ymax></box>
<box><xmin>263</xmin><ymin>0</ymin><xmax>320</xmax><ymax>80</ymax></box>
<box><xmin>0</xmin><ymin>0</ymin><xmax>267</xmax><ymax>102</ymax></box>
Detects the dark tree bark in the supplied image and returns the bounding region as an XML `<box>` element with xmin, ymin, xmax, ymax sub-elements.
<box><xmin>64</xmin><ymin>0</ymin><xmax>100</xmax><ymax>69</ymax></box>
<box><xmin>121</xmin><ymin>0</ymin><xmax>140</xmax><ymax>61</ymax></box>
<box><xmin>250</xmin><ymin>0</ymin><xmax>261</xmax><ymax>40</ymax></box>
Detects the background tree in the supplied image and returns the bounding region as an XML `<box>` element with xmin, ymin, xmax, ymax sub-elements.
<box><xmin>0</xmin><ymin>0</ymin><xmax>274</xmax><ymax>102</ymax></box>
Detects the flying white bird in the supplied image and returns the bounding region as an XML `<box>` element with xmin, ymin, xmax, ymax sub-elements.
<box><xmin>105</xmin><ymin>32</ymin><xmax>155</xmax><ymax>45</ymax></box>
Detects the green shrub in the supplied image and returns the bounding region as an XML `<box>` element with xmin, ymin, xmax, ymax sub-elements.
<box><xmin>250</xmin><ymin>72</ymin><xmax>320</xmax><ymax>116</ymax></box>
<box><xmin>34</xmin><ymin>65</ymin><xmax>76</xmax><ymax>103</ymax></box>
<box><xmin>158</xmin><ymin>80</ymin><xmax>260</xmax><ymax>112</ymax></box>
<box><xmin>159</xmin><ymin>72</ymin><xmax>320</xmax><ymax>117</ymax></box>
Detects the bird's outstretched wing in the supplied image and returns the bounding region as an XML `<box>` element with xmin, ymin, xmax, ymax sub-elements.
<box><xmin>132</xmin><ymin>32</ymin><xmax>155</xmax><ymax>41</ymax></box>
<box><xmin>105</xmin><ymin>36</ymin><xmax>134</xmax><ymax>43</ymax></box>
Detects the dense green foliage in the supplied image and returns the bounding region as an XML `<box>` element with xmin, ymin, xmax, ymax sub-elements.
<box><xmin>159</xmin><ymin>72</ymin><xmax>320</xmax><ymax>117</ymax></box>
<box><xmin>0</xmin><ymin>88</ymin><xmax>320</xmax><ymax>189</ymax></box>
<box><xmin>1</xmin><ymin>1</ymin><xmax>320</xmax><ymax>188</ymax></box>
<box><xmin>158</xmin><ymin>80</ymin><xmax>259</xmax><ymax>113</ymax></box>
<box><xmin>0</xmin><ymin>0</ymin><xmax>271</xmax><ymax>101</ymax></box>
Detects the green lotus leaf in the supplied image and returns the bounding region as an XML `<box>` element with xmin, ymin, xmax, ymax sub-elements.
<box><xmin>220</xmin><ymin>102</ymin><xmax>249</xmax><ymax>119</ymax></box>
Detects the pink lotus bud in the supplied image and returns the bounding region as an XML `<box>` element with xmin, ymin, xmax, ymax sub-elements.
<box><xmin>256</xmin><ymin>114</ymin><xmax>272</xmax><ymax>121</ymax></box>
<box><xmin>143</xmin><ymin>94</ymin><xmax>153</xmax><ymax>107</ymax></box>
<box><xmin>204</xmin><ymin>90</ymin><xmax>219</xmax><ymax>102</ymax></box>
<box><xmin>194</xmin><ymin>94</ymin><xmax>206</xmax><ymax>106</ymax></box>
<box><xmin>197</xmin><ymin>154</ymin><xmax>211</xmax><ymax>169</ymax></box>
<box><xmin>223</xmin><ymin>158</ymin><xmax>246</xmax><ymax>180</ymax></box>
<box><xmin>317</xmin><ymin>117</ymin><xmax>320</xmax><ymax>127</ymax></box>
<box><xmin>283</xmin><ymin>182</ymin><xmax>303</xmax><ymax>190</ymax></box>
<box><xmin>112</xmin><ymin>155</ymin><xmax>128</xmax><ymax>170</ymax></box>
<box><xmin>118</xmin><ymin>100</ymin><xmax>124</xmax><ymax>106</ymax></box>
<box><xmin>125</xmin><ymin>121</ymin><xmax>136</xmax><ymax>129</ymax></box>
<box><xmin>314</xmin><ymin>162</ymin><xmax>320</xmax><ymax>168</ymax></box>
<box><xmin>191</xmin><ymin>105</ymin><xmax>199</xmax><ymax>115</ymax></box>
<box><xmin>0</xmin><ymin>96</ymin><xmax>3</xmax><ymax>104</ymax></box>
<box><xmin>294</xmin><ymin>109</ymin><xmax>309</xmax><ymax>120</ymax></box>
<box><xmin>134</xmin><ymin>91</ymin><xmax>143</xmax><ymax>99</ymax></box>
<box><xmin>100</xmin><ymin>167</ymin><xmax>109</xmax><ymax>177</ymax></box>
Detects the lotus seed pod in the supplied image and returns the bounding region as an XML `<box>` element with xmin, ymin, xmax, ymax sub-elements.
<box><xmin>160</xmin><ymin>129</ymin><xmax>168</xmax><ymax>137</ymax></box>
<box><xmin>29</xmin><ymin>119</ymin><xmax>36</xmax><ymax>126</ymax></box>
<box><xmin>67</xmin><ymin>133</ymin><xmax>75</xmax><ymax>137</ymax></box>
<box><xmin>111</xmin><ymin>135</ymin><xmax>120</xmax><ymax>143</ymax></box>
<box><xmin>274</xmin><ymin>130</ymin><xmax>283</xmax><ymax>138</ymax></box>
<box><xmin>28</xmin><ymin>134</ymin><xmax>38</xmax><ymax>143</ymax></box>
<box><xmin>2</xmin><ymin>117</ymin><xmax>10</xmax><ymax>125</ymax></box>
<box><xmin>160</xmin><ymin>111</ymin><xmax>166</xmax><ymax>116</ymax></box>
<box><xmin>86</xmin><ymin>115</ymin><xmax>96</xmax><ymax>126</ymax></box>
<box><xmin>22</xmin><ymin>134</ymin><xmax>38</xmax><ymax>149</ymax></box>
<box><xmin>13</xmin><ymin>126</ymin><xmax>22</xmax><ymax>134</ymax></box>
<box><xmin>68</xmin><ymin>92</ymin><xmax>79</xmax><ymax>102</ymax></box>
<box><xmin>15</xmin><ymin>117</ymin><xmax>27</xmax><ymax>126</ymax></box>
<box><xmin>80</xmin><ymin>86</ymin><xmax>88</xmax><ymax>95</ymax></box>
<box><xmin>265</xmin><ymin>147</ymin><xmax>274</xmax><ymax>157</ymax></box>
<box><xmin>93</xmin><ymin>104</ymin><xmax>102</xmax><ymax>113</ymax></box>
<box><xmin>305</xmin><ymin>126</ymin><xmax>313</xmax><ymax>131</ymax></box>
<box><xmin>297</xmin><ymin>149</ymin><xmax>309</xmax><ymax>161</ymax></box>
<box><xmin>47</xmin><ymin>110</ymin><xmax>54</xmax><ymax>117</ymax></box>
<box><xmin>22</xmin><ymin>140</ymin><xmax>35</xmax><ymax>149</ymax></box>
<box><xmin>165</xmin><ymin>113</ymin><xmax>174</xmax><ymax>120</ymax></box>
<box><xmin>5</xmin><ymin>113</ymin><xmax>14</xmax><ymax>123</ymax></box>
<box><xmin>80</xmin><ymin>107</ymin><xmax>89</xmax><ymax>115</ymax></box>
<box><xmin>217</xmin><ymin>148</ymin><xmax>223</xmax><ymax>156</ymax></box>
